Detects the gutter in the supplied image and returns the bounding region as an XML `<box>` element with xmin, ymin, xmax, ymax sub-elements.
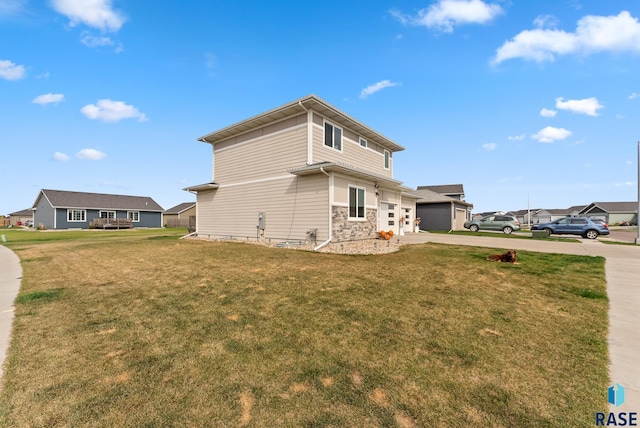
<box><xmin>179</xmin><ymin>231</ymin><xmax>197</xmax><ymax>240</ymax></box>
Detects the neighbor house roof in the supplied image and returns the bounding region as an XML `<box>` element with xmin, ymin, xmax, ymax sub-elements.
<box><xmin>413</xmin><ymin>188</ymin><xmax>473</xmax><ymax>207</ymax></box>
<box><xmin>417</xmin><ymin>184</ymin><xmax>464</xmax><ymax>195</ymax></box>
<box><xmin>197</xmin><ymin>94</ymin><xmax>405</xmax><ymax>153</ymax></box>
<box><xmin>34</xmin><ymin>189</ymin><xmax>164</xmax><ymax>212</ymax></box>
<box><xmin>165</xmin><ymin>202</ymin><xmax>196</xmax><ymax>215</ymax></box>
<box><xmin>581</xmin><ymin>202</ymin><xmax>638</xmax><ymax>213</ymax></box>
<box><xmin>9</xmin><ymin>208</ymin><xmax>33</xmax><ymax>216</ymax></box>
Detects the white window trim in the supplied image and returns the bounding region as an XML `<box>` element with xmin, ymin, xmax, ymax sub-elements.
<box><xmin>384</xmin><ymin>150</ymin><xmax>390</xmax><ymax>170</ymax></box>
<box><xmin>348</xmin><ymin>185</ymin><xmax>366</xmax><ymax>221</ymax></box>
<box><xmin>128</xmin><ymin>211</ymin><xmax>140</xmax><ymax>222</ymax></box>
<box><xmin>99</xmin><ymin>210</ymin><xmax>116</xmax><ymax>219</ymax></box>
<box><xmin>359</xmin><ymin>137</ymin><xmax>367</xmax><ymax>148</ymax></box>
<box><xmin>323</xmin><ymin>120</ymin><xmax>343</xmax><ymax>152</ymax></box>
<box><xmin>67</xmin><ymin>209</ymin><xmax>86</xmax><ymax>222</ymax></box>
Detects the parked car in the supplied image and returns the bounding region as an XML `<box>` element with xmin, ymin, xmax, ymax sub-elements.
<box><xmin>464</xmin><ymin>215</ymin><xmax>521</xmax><ymax>234</ymax></box>
<box><xmin>531</xmin><ymin>217</ymin><xmax>609</xmax><ymax>239</ymax></box>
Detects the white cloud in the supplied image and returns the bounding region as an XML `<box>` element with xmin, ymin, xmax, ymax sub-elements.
<box><xmin>615</xmin><ymin>181</ymin><xmax>634</xmax><ymax>187</ymax></box>
<box><xmin>493</xmin><ymin>11</ymin><xmax>640</xmax><ymax>64</ymax></box>
<box><xmin>0</xmin><ymin>59</ymin><xmax>26</xmax><ymax>80</ymax></box>
<box><xmin>33</xmin><ymin>93</ymin><xmax>65</xmax><ymax>105</ymax></box>
<box><xmin>507</xmin><ymin>134</ymin><xmax>526</xmax><ymax>141</ymax></box>
<box><xmin>0</xmin><ymin>0</ymin><xmax>27</xmax><ymax>16</ymax></box>
<box><xmin>80</xmin><ymin>32</ymin><xmax>112</xmax><ymax>46</ymax></box>
<box><xmin>629</xmin><ymin>92</ymin><xmax>639</xmax><ymax>99</ymax></box>
<box><xmin>533</xmin><ymin>15</ymin><xmax>559</xmax><ymax>29</ymax></box>
<box><xmin>482</xmin><ymin>143</ymin><xmax>496</xmax><ymax>150</ymax></box>
<box><xmin>53</xmin><ymin>152</ymin><xmax>69</xmax><ymax>161</ymax></box>
<box><xmin>76</xmin><ymin>148</ymin><xmax>106</xmax><ymax>160</ymax></box>
<box><xmin>531</xmin><ymin>126</ymin><xmax>572</xmax><ymax>143</ymax></box>
<box><xmin>390</xmin><ymin>0</ymin><xmax>503</xmax><ymax>33</ymax></box>
<box><xmin>359</xmin><ymin>80</ymin><xmax>399</xmax><ymax>99</ymax></box>
<box><xmin>81</xmin><ymin>99</ymin><xmax>147</xmax><ymax>122</ymax></box>
<box><xmin>555</xmin><ymin>97</ymin><xmax>603</xmax><ymax>116</ymax></box>
<box><xmin>51</xmin><ymin>0</ymin><xmax>126</xmax><ymax>32</ymax></box>
<box><xmin>540</xmin><ymin>108</ymin><xmax>557</xmax><ymax>118</ymax></box>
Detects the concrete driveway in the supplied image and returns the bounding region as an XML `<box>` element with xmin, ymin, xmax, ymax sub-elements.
<box><xmin>399</xmin><ymin>232</ymin><xmax>640</xmax><ymax>412</ymax></box>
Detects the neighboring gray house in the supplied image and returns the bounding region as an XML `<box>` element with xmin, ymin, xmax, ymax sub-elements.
<box><xmin>416</xmin><ymin>184</ymin><xmax>465</xmax><ymax>201</ymax></box>
<box><xmin>414</xmin><ymin>186</ymin><xmax>473</xmax><ymax>231</ymax></box>
<box><xmin>32</xmin><ymin>189</ymin><xmax>164</xmax><ymax>230</ymax></box>
<box><xmin>185</xmin><ymin>95</ymin><xmax>420</xmax><ymax>244</ymax></box>
<box><xmin>579</xmin><ymin>202</ymin><xmax>638</xmax><ymax>224</ymax></box>
<box><xmin>8</xmin><ymin>208</ymin><xmax>33</xmax><ymax>226</ymax></box>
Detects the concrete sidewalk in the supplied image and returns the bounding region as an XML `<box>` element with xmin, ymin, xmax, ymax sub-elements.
<box><xmin>399</xmin><ymin>232</ymin><xmax>640</xmax><ymax>412</ymax></box>
<box><xmin>0</xmin><ymin>244</ymin><xmax>21</xmax><ymax>378</ymax></box>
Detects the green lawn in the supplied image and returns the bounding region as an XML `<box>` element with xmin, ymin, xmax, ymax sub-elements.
<box><xmin>0</xmin><ymin>230</ymin><xmax>608</xmax><ymax>427</ymax></box>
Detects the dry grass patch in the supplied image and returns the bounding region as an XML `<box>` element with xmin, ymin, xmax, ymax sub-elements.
<box><xmin>0</xmin><ymin>232</ymin><xmax>608</xmax><ymax>426</ymax></box>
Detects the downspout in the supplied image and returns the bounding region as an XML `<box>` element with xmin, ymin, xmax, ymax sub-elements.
<box><xmin>184</xmin><ymin>188</ymin><xmax>199</xmax><ymax>234</ymax></box>
<box><xmin>314</xmin><ymin>167</ymin><xmax>332</xmax><ymax>251</ymax></box>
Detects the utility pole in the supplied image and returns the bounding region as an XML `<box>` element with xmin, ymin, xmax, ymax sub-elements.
<box><xmin>527</xmin><ymin>193</ymin><xmax>531</xmax><ymax>229</ymax></box>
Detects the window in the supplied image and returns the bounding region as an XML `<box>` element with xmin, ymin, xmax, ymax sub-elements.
<box><xmin>349</xmin><ymin>186</ymin><xmax>365</xmax><ymax>219</ymax></box>
<box><xmin>67</xmin><ymin>209</ymin><xmax>86</xmax><ymax>222</ymax></box>
<box><xmin>324</xmin><ymin>122</ymin><xmax>342</xmax><ymax>151</ymax></box>
<box><xmin>100</xmin><ymin>211</ymin><xmax>115</xmax><ymax>219</ymax></box>
<box><xmin>128</xmin><ymin>211</ymin><xmax>140</xmax><ymax>222</ymax></box>
<box><xmin>360</xmin><ymin>138</ymin><xmax>367</xmax><ymax>148</ymax></box>
<box><xmin>384</xmin><ymin>150</ymin><xmax>390</xmax><ymax>169</ymax></box>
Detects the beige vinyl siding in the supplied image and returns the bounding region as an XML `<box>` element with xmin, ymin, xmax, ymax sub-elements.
<box><xmin>311</xmin><ymin>123</ymin><xmax>392</xmax><ymax>177</ymax></box>
<box><xmin>214</xmin><ymin>124</ymin><xmax>308</xmax><ymax>184</ymax></box>
<box><xmin>332</xmin><ymin>175</ymin><xmax>378</xmax><ymax>208</ymax></box>
<box><xmin>378</xmin><ymin>188</ymin><xmax>400</xmax><ymax>205</ymax></box>
<box><xmin>196</xmin><ymin>174</ymin><xmax>329</xmax><ymax>241</ymax></box>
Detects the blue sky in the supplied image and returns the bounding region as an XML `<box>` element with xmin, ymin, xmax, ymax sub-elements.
<box><xmin>1</xmin><ymin>0</ymin><xmax>639</xmax><ymax>215</ymax></box>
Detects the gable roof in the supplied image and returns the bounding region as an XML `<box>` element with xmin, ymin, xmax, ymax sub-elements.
<box><xmin>34</xmin><ymin>189</ymin><xmax>164</xmax><ymax>212</ymax></box>
<box><xmin>581</xmin><ymin>202</ymin><xmax>638</xmax><ymax>214</ymax></box>
<box><xmin>417</xmin><ymin>184</ymin><xmax>464</xmax><ymax>195</ymax></box>
<box><xmin>9</xmin><ymin>208</ymin><xmax>33</xmax><ymax>216</ymax></box>
<box><xmin>165</xmin><ymin>202</ymin><xmax>196</xmax><ymax>214</ymax></box>
<box><xmin>414</xmin><ymin>188</ymin><xmax>473</xmax><ymax>207</ymax></box>
<box><xmin>197</xmin><ymin>94</ymin><xmax>405</xmax><ymax>153</ymax></box>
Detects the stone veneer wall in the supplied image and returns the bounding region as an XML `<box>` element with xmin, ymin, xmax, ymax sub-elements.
<box><xmin>332</xmin><ymin>206</ymin><xmax>377</xmax><ymax>242</ymax></box>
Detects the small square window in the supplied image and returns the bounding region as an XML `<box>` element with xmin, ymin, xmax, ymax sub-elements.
<box><xmin>360</xmin><ymin>138</ymin><xmax>367</xmax><ymax>148</ymax></box>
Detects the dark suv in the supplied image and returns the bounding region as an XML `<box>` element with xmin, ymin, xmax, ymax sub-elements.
<box><xmin>531</xmin><ymin>217</ymin><xmax>609</xmax><ymax>239</ymax></box>
<box><xmin>464</xmin><ymin>215</ymin><xmax>521</xmax><ymax>234</ymax></box>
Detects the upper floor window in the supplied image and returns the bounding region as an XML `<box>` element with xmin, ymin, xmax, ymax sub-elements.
<box><xmin>324</xmin><ymin>122</ymin><xmax>342</xmax><ymax>151</ymax></box>
<box><xmin>67</xmin><ymin>209</ymin><xmax>86</xmax><ymax>222</ymax></box>
<box><xmin>384</xmin><ymin>150</ymin><xmax>390</xmax><ymax>169</ymax></box>
<box><xmin>359</xmin><ymin>138</ymin><xmax>367</xmax><ymax>148</ymax></box>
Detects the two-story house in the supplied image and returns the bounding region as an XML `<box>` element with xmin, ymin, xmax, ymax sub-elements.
<box><xmin>185</xmin><ymin>95</ymin><xmax>419</xmax><ymax>246</ymax></box>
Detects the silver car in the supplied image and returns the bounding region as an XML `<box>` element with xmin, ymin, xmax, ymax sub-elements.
<box><xmin>464</xmin><ymin>215</ymin><xmax>521</xmax><ymax>235</ymax></box>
